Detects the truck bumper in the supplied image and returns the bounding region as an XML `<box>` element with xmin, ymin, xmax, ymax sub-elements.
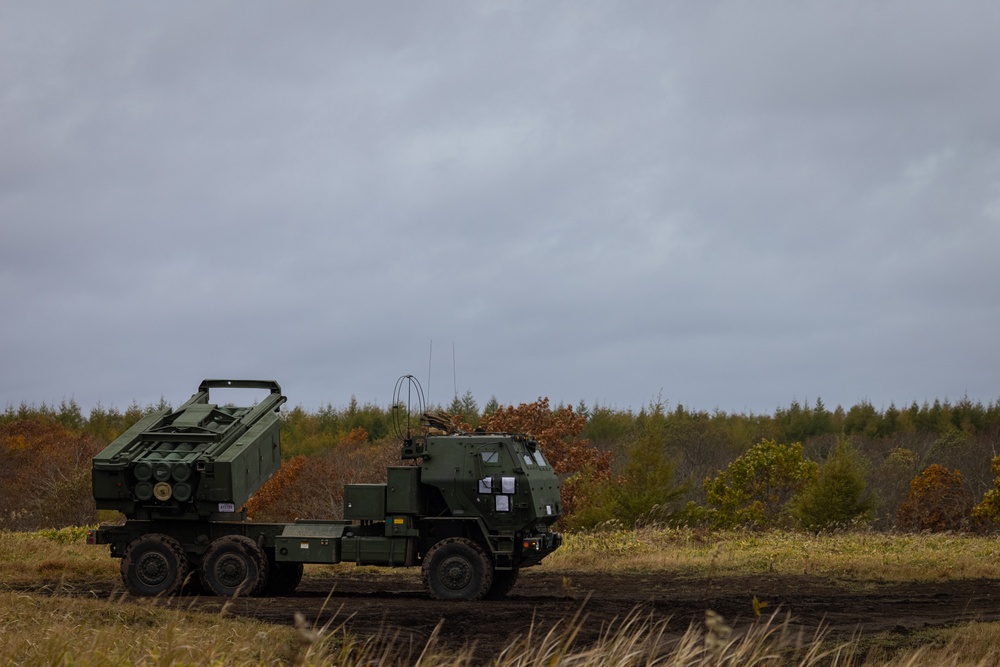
<box><xmin>86</xmin><ymin>525</ymin><xmax>129</xmax><ymax>557</ymax></box>
<box><xmin>519</xmin><ymin>531</ymin><xmax>562</xmax><ymax>567</ymax></box>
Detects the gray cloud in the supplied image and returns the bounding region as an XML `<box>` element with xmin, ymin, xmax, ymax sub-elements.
<box><xmin>2</xmin><ymin>1</ymin><xmax>998</xmax><ymax>415</ymax></box>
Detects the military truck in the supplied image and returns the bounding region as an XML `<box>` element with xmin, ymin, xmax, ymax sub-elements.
<box><xmin>88</xmin><ymin>379</ymin><xmax>562</xmax><ymax>600</ymax></box>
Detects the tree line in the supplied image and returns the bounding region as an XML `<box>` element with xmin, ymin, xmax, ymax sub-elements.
<box><xmin>2</xmin><ymin>393</ymin><xmax>1000</xmax><ymax>533</ymax></box>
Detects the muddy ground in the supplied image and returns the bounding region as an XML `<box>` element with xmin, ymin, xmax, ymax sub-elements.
<box><xmin>155</xmin><ymin>569</ymin><xmax>1000</xmax><ymax>661</ymax></box>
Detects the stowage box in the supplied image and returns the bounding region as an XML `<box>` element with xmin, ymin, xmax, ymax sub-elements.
<box><xmin>386</xmin><ymin>466</ymin><xmax>422</xmax><ymax>514</ymax></box>
<box><xmin>343</xmin><ymin>484</ymin><xmax>386</xmax><ymax>520</ymax></box>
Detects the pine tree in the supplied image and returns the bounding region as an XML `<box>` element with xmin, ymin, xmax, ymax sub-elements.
<box><xmin>789</xmin><ymin>440</ymin><xmax>872</xmax><ymax>531</ymax></box>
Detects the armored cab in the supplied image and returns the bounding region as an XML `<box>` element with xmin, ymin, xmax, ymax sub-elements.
<box><xmin>411</xmin><ymin>433</ymin><xmax>561</xmax><ymax>527</ymax></box>
<box><xmin>338</xmin><ymin>431</ymin><xmax>563</xmax><ymax>596</ymax></box>
<box><xmin>92</xmin><ymin>380</ymin><xmax>286</xmax><ymax>521</ymax></box>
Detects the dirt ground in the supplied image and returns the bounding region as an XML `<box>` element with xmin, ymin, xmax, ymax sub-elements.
<box><xmin>160</xmin><ymin>569</ymin><xmax>1000</xmax><ymax>661</ymax></box>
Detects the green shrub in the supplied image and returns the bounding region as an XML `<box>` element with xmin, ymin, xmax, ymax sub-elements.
<box><xmin>789</xmin><ymin>440</ymin><xmax>872</xmax><ymax>531</ymax></box>
<box><xmin>33</xmin><ymin>526</ymin><xmax>92</xmax><ymax>544</ymax></box>
<box><xmin>704</xmin><ymin>439</ymin><xmax>818</xmax><ymax>528</ymax></box>
<box><xmin>566</xmin><ymin>402</ymin><xmax>687</xmax><ymax>530</ymax></box>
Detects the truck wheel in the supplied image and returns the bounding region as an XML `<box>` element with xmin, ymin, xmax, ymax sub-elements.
<box><xmin>264</xmin><ymin>561</ymin><xmax>304</xmax><ymax>596</ymax></box>
<box><xmin>120</xmin><ymin>534</ymin><xmax>188</xmax><ymax>597</ymax></box>
<box><xmin>199</xmin><ymin>535</ymin><xmax>269</xmax><ymax>597</ymax></box>
<box><xmin>485</xmin><ymin>568</ymin><xmax>519</xmax><ymax>600</ymax></box>
<box><xmin>422</xmin><ymin>537</ymin><xmax>493</xmax><ymax>601</ymax></box>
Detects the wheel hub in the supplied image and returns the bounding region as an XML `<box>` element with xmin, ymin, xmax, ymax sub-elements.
<box><xmin>215</xmin><ymin>553</ymin><xmax>249</xmax><ymax>588</ymax></box>
<box><xmin>135</xmin><ymin>552</ymin><xmax>169</xmax><ymax>586</ymax></box>
<box><xmin>439</xmin><ymin>555</ymin><xmax>473</xmax><ymax>591</ymax></box>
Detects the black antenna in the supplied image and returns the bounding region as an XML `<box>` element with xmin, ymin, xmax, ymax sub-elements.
<box><xmin>452</xmin><ymin>341</ymin><xmax>457</xmax><ymax>399</ymax></box>
<box><xmin>427</xmin><ymin>340</ymin><xmax>433</xmax><ymax>405</ymax></box>
<box><xmin>392</xmin><ymin>375</ymin><xmax>425</xmax><ymax>444</ymax></box>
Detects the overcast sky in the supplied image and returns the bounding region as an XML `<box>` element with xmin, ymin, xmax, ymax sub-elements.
<box><xmin>2</xmin><ymin>2</ymin><xmax>999</xmax><ymax>416</ymax></box>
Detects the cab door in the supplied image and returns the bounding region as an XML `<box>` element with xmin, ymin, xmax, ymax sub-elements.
<box><xmin>467</xmin><ymin>441</ymin><xmax>518</xmax><ymax>530</ymax></box>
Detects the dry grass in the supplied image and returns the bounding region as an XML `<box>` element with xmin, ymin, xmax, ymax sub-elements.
<box><xmin>547</xmin><ymin>526</ymin><xmax>1000</xmax><ymax>581</ymax></box>
<box><xmin>0</xmin><ymin>591</ymin><xmax>304</xmax><ymax>665</ymax></box>
<box><xmin>0</xmin><ymin>528</ymin><xmax>117</xmax><ymax>587</ymax></box>
<box><xmin>489</xmin><ymin>606</ymin><xmax>858</xmax><ymax>667</ymax></box>
<box><xmin>890</xmin><ymin>622</ymin><xmax>1000</xmax><ymax>666</ymax></box>
<box><xmin>6</xmin><ymin>589</ymin><xmax>1000</xmax><ymax>667</ymax></box>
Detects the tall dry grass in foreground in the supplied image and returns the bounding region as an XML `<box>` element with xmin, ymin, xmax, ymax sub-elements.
<box><xmin>3</xmin><ymin>589</ymin><xmax>1000</xmax><ymax>667</ymax></box>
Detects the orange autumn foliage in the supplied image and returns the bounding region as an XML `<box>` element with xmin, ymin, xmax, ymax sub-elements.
<box><xmin>246</xmin><ymin>428</ymin><xmax>400</xmax><ymax>522</ymax></box>
<box><xmin>0</xmin><ymin>418</ymin><xmax>101</xmax><ymax>529</ymax></box>
<box><xmin>897</xmin><ymin>464</ymin><xmax>973</xmax><ymax>532</ymax></box>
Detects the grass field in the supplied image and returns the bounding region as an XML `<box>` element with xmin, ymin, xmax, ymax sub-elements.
<box><xmin>550</xmin><ymin>526</ymin><xmax>1000</xmax><ymax>582</ymax></box>
<box><xmin>4</xmin><ymin>526</ymin><xmax>1000</xmax><ymax>665</ymax></box>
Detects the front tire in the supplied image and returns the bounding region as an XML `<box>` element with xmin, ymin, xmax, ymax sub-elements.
<box><xmin>485</xmin><ymin>568</ymin><xmax>519</xmax><ymax>599</ymax></box>
<box><xmin>120</xmin><ymin>534</ymin><xmax>188</xmax><ymax>597</ymax></box>
<box><xmin>199</xmin><ymin>535</ymin><xmax>269</xmax><ymax>597</ymax></box>
<box><xmin>422</xmin><ymin>537</ymin><xmax>493</xmax><ymax>601</ymax></box>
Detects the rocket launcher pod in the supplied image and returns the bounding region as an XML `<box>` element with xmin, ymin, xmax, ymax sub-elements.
<box><xmin>92</xmin><ymin>380</ymin><xmax>286</xmax><ymax>520</ymax></box>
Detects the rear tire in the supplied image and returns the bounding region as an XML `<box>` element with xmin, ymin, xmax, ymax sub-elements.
<box><xmin>120</xmin><ymin>534</ymin><xmax>188</xmax><ymax>597</ymax></box>
<box><xmin>199</xmin><ymin>535</ymin><xmax>269</xmax><ymax>597</ymax></box>
<box><xmin>422</xmin><ymin>537</ymin><xmax>493</xmax><ymax>601</ymax></box>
